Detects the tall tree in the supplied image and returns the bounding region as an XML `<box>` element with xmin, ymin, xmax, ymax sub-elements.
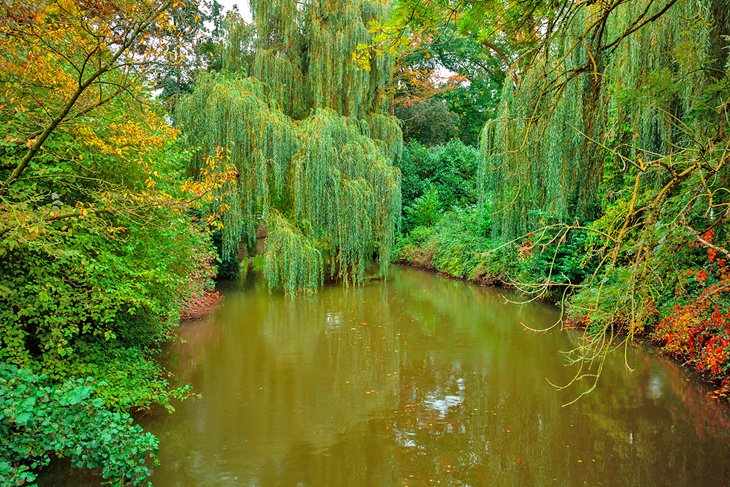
<box><xmin>480</xmin><ymin>0</ymin><xmax>728</xmax><ymax>238</ymax></box>
<box><xmin>388</xmin><ymin>16</ymin><xmax>510</xmax><ymax>145</ymax></box>
<box><xmin>177</xmin><ymin>0</ymin><xmax>403</xmax><ymax>293</ymax></box>
<box><xmin>0</xmin><ymin>3</ymin><xmax>226</xmax><ymax>481</ymax></box>
<box><xmin>153</xmin><ymin>0</ymin><xmax>227</xmax><ymax>99</ymax></box>
<box><xmin>0</xmin><ymin>0</ymin><xmax>223</xmax><ymax>420</ymax></box>
<box><xmin>476</xmin><ymin>0</ymin><xmax>730</xmax><ymax>389</ymax></box>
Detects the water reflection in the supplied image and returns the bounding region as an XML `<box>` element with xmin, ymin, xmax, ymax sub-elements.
<box><xmin>40</xmin><ymin>267</ymin><xmax>730</xmax><ymax>486</ymax></box>
<box><xmin>647</xmin><ymin>372</ymin><xmax>664</xmax><ymax>400</ymax></box>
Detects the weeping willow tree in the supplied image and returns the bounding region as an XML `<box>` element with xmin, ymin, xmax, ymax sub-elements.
<box><xmin>178</xmin><ymin>0</ymin><xmax>402</xmax><ymax>293</ymax></box>
<box><xmin>479</xmin><ymin>0</ymin><xmax>730</xmax><ymax>397</ymax></box>
<box><xmin>480</xmin><ymin>0</ymin><xmax>726</xmax><ymax>241</ymax></box>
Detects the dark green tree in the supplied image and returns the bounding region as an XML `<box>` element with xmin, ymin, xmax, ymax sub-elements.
<box><xmin>154</xmin><ymin>0</ymin><xmax>227</xmax><ymax>99</ymax></box>
<box><xmin>395</xmin><ymin>99</ymin><xmax>459</xmax><ymax>145</ymax></box>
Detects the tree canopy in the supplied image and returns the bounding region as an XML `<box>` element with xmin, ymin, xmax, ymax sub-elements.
<box><xmin>177</xmin><ymin>0</ymin><xmax>403</xmax><ymax>293</ymax></box>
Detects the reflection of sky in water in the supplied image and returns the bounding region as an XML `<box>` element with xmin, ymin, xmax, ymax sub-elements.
<box><xmin>647</xmin><ymin>372</ymin><xmax>664</xmax><ymax>400</ymax></box>
<box><xmin>325</xmin><ymin>310</ymin><xmax>343</xmax><ymax>331</ymax></box>
<box><xmin>395</xmin><ymin>428</ymin><xmax>417</xmax><ymax>447</ymax></box>
<box><xmin>424</xmin><ymin>378</ymin><xmax>466</xmax><ymax>418</ymax></box>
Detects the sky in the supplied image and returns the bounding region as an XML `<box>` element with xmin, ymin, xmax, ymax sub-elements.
<box><xmin>216</xmin><ymin>0</ymin><xmax>252</xmax><ymax>21</ymax></box>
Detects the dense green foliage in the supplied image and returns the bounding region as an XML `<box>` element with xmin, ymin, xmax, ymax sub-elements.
<box><xmin>398</xmin><ymin>141</ymin><xmax>479</xmax><ymax>217</ymax></box>
<box><xmin>394</xmin><ymin>0</ymin><xmax>730</xmax><ymax>396</ymax></box>
<box><xmin>0</xmin><ymin>100</ymin><xmax>211</xmax><ymax>411</ymax></box>
<box><xmin>0</xmin><ymin>0</ymin><xmax>220</xmax><ymax>480</ymax></box>
<box><xmin>387</xmin><ymin>0</ymin><xmax>518</xmax><ymax>146</ymax></box>
<box><xmin>395</xmin><ymin>99</ymin><xmax>459</xmax><ymax>146</ymax></box>
<box><xmin>0</xmin><ymin>100</ymin><xmax>211</xmax><ymax>409</ymax></box>
<box><xmin>0</xmin><ymin>364</ymin><xmax>158</xmax><ymax>486</ymax></box>
<box><xmin>397</xmin><ymin>183</ymin><xmax>592</xmax><ymax>296</ymax></box>
<box><xmin>178</xmin><ymin>0</ymin><xmax>402</xmax><ymax>294</ymax></box>
<box><xmin>396</xmin><ymin>140</ymin><xmax>505</xmax><ymax>280</ymax></box>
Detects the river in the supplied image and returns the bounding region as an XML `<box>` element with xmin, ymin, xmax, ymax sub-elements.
<box><xmin>42</xmin><ymin>266</ymin><xmax>730</xmax><ymax>486</ymax></box>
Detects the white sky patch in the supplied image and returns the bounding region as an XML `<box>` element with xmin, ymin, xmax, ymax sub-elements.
<box><xmin>432</xmin><ymin>67</ymin><xmax>459</xmax><ymax>86</ymax></box>
<box><xmin>216</xmin><ymin>0</ymin><xmax>252</xmax><ymax>21</ymax></box>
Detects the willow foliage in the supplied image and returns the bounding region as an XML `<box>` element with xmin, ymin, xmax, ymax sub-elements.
<box><xmin>479</xmin><ymin>0</ymin><xmax>723</xmax><ymax>241</ymax></box>
<box><xmin>248</xmin><ymin>0</ymin><xmax>395</xmax><ymax>119</ymax></box>
<box><xmin>177</xmin><ymin>75</ymin><xmax>298</xmax><ymax>256</ymax></box>
<box><xmin>178</xmin><ymin>0</ymin><xmax>402</xmax><ymax>293</ymax></box>
<box><xmin>477</xmin><ymin>0</ymin><xmax>730</xmax><ymax>392</ymax></box>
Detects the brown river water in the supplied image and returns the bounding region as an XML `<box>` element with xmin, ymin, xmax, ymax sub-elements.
<box><xmin>41</xmin><ymin>266</ymin><xmax>730</xmax><ymax>486</ymax></box>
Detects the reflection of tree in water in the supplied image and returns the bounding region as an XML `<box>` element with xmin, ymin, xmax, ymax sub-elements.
<box><xmin>255</xmin><ymin>284</ymin><xmax>401</xmax><ymax>442</ymax></box>
<box><xmin>654</xmin><ymin>351</ymin><xmax>730</xmax><ymax>439</ymax></box>
<box><xmin>162</xmin><ymin>313</ymin><xmax>221</xmax><ymax>387</ymax></box>
<box><xmin>143</xmin><ymin>268</ymin><xmax>730</xmax><ymax>487</ymax></box>
<box><xmin>150</xmin><ymin>277</ymin><xmax>403</xmax><ymax>485</ymax></box>
<box><xmin>383</xmin><ymin>270</ymin><xmax>565</xmax><ymax>485</ymax></box>
<box><xmin>368</xmin><ymin>268</ymin><xmax>730</xmax><ymax>486</ymax></box>
<box><xmin>565</xmin><ymin>345</ymin><xmax>730</xmax><ymax>486</ymax></box>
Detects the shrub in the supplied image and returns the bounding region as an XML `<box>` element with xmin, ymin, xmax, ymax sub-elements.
<box><xmin>396</xmin><ymin>140</ymin><xmax>479</xmax><ymax>213</ymax></box>
<box><xmin>404</xmin><ymin>187</ymin><xmax>443</xmax><ymax>231</ymax></box>
<box><xmin>0</xmin><ymin>363</ymin><xmax>159</xmax><ymax>486</ymax></box>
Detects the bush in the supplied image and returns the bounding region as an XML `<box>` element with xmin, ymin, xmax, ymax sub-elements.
<box><xmin>404</xmin><ymin>187</ymin><xmax>443</xmax><ymax>231</ymax></box>
<box><xmin>430</xmin><ymin>206</ymin><xmax>492</xmax><ymax>279</ymax></box>
<box><xmin>0</xmin><ymin>196</ymin><xmax>211</xmax><ymax>409</ymax></box>
<box><xmin>0</xmin><ymin>363</ymin><xmax>159</xmax><ymax>486</ymax></box>
<box><xmin>515</xmin><ymin>227</ymin><xmax>595</xmax><ymax>288</ymax></box>
<box><xmin>396</xmin><ymin>140</ymin><xmax>479</xmax><ymax>213</ymax></box>
<box><xmin>0</xmin><ymin>102</ymin><xmax>215</xmax><ymax>411</ymax></box>
<box><xmin>398</xmin><ymin>206</ymin><xmax>495</xmax><ymax>279</ymax></box>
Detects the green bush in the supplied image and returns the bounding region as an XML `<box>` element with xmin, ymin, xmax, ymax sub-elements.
<box><xmin>430</xmin><ymin>206</ymin><xmax>492</xmax><ymax>278</ymax></box>
<box><xmin>0</xmin><ymin>101</ymin><xmax>215</xmax><ymax>411</ymax></box>
<box><xmin>396</xmin><ymin>143</ymin><xmax>428</xmax><ymax>205</ymax></box>
<box><xmin>0</xmin><ymin>197</ymin><xmax>210</xmax><ymax>409</ymax></box>
<box><xmin>427</xmin><ymin>141</ymin><xmax>479</xmax><ymax>210</ymax></box>
<box><xmin>396</xmin><ymin>140</ymin><xmax>479</xmax><ymax>212</ymax></box>
<box><xmin>398</xmin><ymin>203</ymin><xmax>595</xmax><ymax>292</ymax></box>
<box><xmin>398</xmin><ymin>206</ymin><xmax>496</xmax><ymax>279</ymax></box>
<box><xmin>0</xmin><ymin>363</ymin><xmax>158</xmax><ymax>486</ymax></box>
<box><xmin>404</xmin><ymin>187</ymin><xmax>443</xmax><ymax>231</ymax></box>
<box><xmin>516</xmin><ymin>227</ymin><xmax>595</xmax><ymax>288</ymax></box>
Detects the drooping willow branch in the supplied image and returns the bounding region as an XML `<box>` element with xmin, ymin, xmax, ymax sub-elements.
<box><xmin>178</xmin><ymin>0</ymin><xmax>403</xmax><ymax>293</ymax></box>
